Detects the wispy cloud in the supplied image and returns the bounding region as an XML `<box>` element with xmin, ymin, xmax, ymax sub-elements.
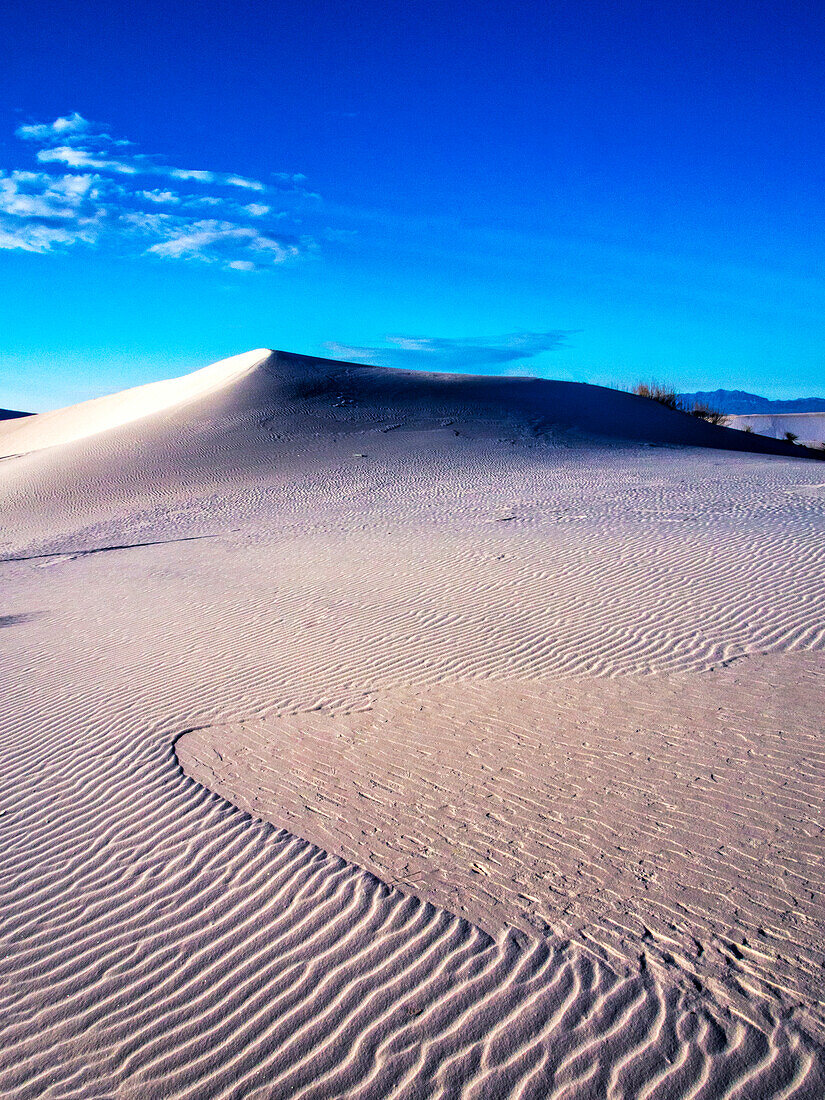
<box><xmin>0</xmin><ymin>169</ymin><xmax>105</xmax><ymax>252</ymax></box>
<box><xmin>324</xmin><ymin>332</ymin><xmax>572</xmax><ymax>371</ymax></box>
<box><xmin>0</xmin><ymin>170</ymin><xmax>95</xmax><ymax>219</ymax></box>
<box><xmin>15</xmin><ymin>112</ymin><xmax>93</xmax><ymax>142</ymax></box>
<box><xmin>136</xmin><ymin>189</ymin><xmax>181</xmax><ymax>205</ymax></box>
<box><xmin>127</xmin><ymin>215</ymin><xmax>300</xmax><ymax>266</ymax></box>
<box><xmin>1</xmin><ymin>113</ymin><xmax>316</xmax><ymax>269</ymax></box>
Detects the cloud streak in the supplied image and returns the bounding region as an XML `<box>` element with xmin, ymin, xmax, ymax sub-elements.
<box><xmin>15</xmin><ymin>112</ymin><xmax>93</xmax><ymax>142</ymax></box>
<box><xmin>1</xmin><ymin>113</ymin><xmax>316</xmax><ymax>269</ymax></box>
<box><xmin>324</xmin><ymin>332</ymin><xmax>572</xmax><ymax>372</ymax></box>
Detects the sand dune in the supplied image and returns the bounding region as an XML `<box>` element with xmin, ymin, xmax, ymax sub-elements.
<box><xmin>0</xmin><ymin>348</ymin><xmax>269</xmax><ymax>458</ymax></box>
<box><xmin>2</xmin><ymin>350</ymin><xmax>824</xmax><ymax>1097</ymax></box>
<box><xmin>0</xmin><ymin>348</ymin><xmax>812</xmax><ymax>463</ymax></box>
<box><xmin>729</xmin><ymin>412</ymin><xmax>825</xmax><ymax>449</ymax></box>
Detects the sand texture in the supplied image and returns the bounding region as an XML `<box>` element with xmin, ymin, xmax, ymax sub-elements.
<box><xmin>1</xmin><ymin>350</ymin><xmax>824</xmax><ymax>1097</ymax></box>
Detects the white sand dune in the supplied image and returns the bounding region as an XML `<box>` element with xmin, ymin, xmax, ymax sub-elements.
<box><xmin>0</xmin><ymin>348</ymin><xmax>270</xmax><ymax>458</ymax></box>
<box><xmin>2</xmin><ymin>350</ymin><xmax>824</xmax><ymax>1098</ymax></box>
<box><xmin>0</xmin><ymin>347</ymin><xmax>810</xmax><ymax>464</ymax></box>
<box><xmin>729</xmin><ymin>411</ymin><xmax>825</xmax><ymax>449</ymax></box>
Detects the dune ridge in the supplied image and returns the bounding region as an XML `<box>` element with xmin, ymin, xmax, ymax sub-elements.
<box><xmin>2</xmin><ymin>350</ymin><xmax>824</xmax><ymax>1097</ymax></box>
<box><xmin>2</xmin><ymin>725</ymin><xmax>820</xmax><ymax>1098</ymax></box>
<box><xmin>1</xmin><ymin>348</ymin><xmax>815</xmax><ymax>464</ymax></box>
<box><xmin>0</xmin><ymin>348</ymin><xmax>270</xmax><ymax>458</ymax></box>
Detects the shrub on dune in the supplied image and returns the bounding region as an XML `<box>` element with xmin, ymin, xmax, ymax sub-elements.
<box><xmin>632</xmin><ymin>382</ymin><xmax>681</xmax><ymax>410</ymax></box>
<box><xmin>689</xmin><ymin>403</ymin><xmax>728</xmax><ymax>426</ymax></box>
<box><xmin>632</xmin><ymin>383</ymin><xmax>727</xmax><ymax>425</ymax></box>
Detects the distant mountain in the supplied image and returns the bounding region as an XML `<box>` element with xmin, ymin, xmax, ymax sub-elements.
<box><xmin>677</xmin><ymin>389</ymin><xmax>825</xmax><ymax>415</ymax></box>
<box><xmin>0</xmin><ymin>408</ymin><xmax>31</xmax><ymax>420</ymax></box>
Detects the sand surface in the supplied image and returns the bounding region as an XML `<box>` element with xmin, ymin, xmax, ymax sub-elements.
<box><xmin>728</xmin><ymin>412</ymin><xmax>825</xmax><ymax>449</ymax></box>
<box><xmin>1</xmin><ymin>350</ymin><xmax>824</xmax><ymax>1097</ymax></box>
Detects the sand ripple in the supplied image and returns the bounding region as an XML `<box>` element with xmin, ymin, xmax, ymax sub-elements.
<box><xmin>2</xmin><ymin>353</ymin><xmax>824</xmax><ymax>1096</ymax></box>
<box><xmin>2</xmin><ymin>723</ymin><xmax>822</xmax><ymax>1098</ymax></box>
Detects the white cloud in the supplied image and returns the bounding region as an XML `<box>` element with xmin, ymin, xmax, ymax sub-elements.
<box><xmin>0</xmin><ymin>113</ymin><xmax>317</xmax><ymax>270</ymax></box>
<box><xmin>136</xmin><ymin>189</ymin><xmax>181</xmax><ymax>205</ymax></box>
<box><xmin>0</xmin><ymin>171</ymin><xmax>95</xmax><ymax>219</ymax></box>
<box><xmin>0</xmin><ymin>222</ymin><xmax>72</xmax><ymax>252</ymax></box>
<box><xmin>20</xmin><ymin>114</ymin><xmax>289</xmax><ymax>194</ymax></box>
<box><xmin>121</xmin><ymin>211</ymin><xmax>176</xmax><ymax>233</ymax></box>
<box><xmin>166</xmin><ymin>167</ymin><xmax>216</xmax><ymax>183</ymax></box>
<box><xmin>37</xmin><ymin>146</ymin><xmax>139</xmax><ymax>173</ymax></box>
<box><xmin>145</xmin><ymin>219</ymin><xmax>299</xmax><ymax>267</ymax></box>
<box><xmin>0</xmin><ymin>169</ymin><xmax>104</xmax><ymax>254</ymax></box>
<box><xmin>0</xmin><ymin>212</ymin><xmax>101</xmax><ymax>253</ymax></box>
<box><xmin>223</xmin><ymin>175</ymin><xmax>266</xmax><ymax>192</ymax></box>
<box><xmin>16</xmin><ymin>112</ymin><xmax>90</xmax><ymax>141</ymax></box>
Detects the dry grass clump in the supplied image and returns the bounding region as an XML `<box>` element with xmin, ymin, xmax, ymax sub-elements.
<box><xmin>632</xmin><ymin>383</ymin><xmax>727</xmax><ymax>425</ymax></box>
<box><xmin>632</xmin><ymin>382</ymin><xmax>681</xmax><ymax>410</ymax></box>
<box><xmin>689</xmin><ymin>403</ymin><xmax>728</xmax><ymax>426</ymax></box>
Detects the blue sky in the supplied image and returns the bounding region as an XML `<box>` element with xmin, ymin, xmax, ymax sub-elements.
<box><xmin>2</xmin><ymin>0</ymin><xmax>824</xmax><ymax>410</ymax></box>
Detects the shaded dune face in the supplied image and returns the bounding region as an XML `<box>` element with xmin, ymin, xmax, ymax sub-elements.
<box><xmin>2</xmin><ymin>351</ymin><xmax>824</xmax><ymax>1098</ymax></box>
<box><xmin>0</xmin><ymin>349</ymin><xmax>813</xmax><ymax>547</ymax></box>
<box><xmin>0</xmin><ymin>347</ymin><xmax>813</xmax><ymax>463</ymax></box>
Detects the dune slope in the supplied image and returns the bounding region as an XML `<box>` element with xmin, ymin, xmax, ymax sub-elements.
<box><xmin>728</xmin><ymin>411</ymin><xmax>825</xmax><ymax>448</ymax></box>
<box><xmin>1</xmin><ymin>348</ymin><xmax>812</xmax><ymax>462</ymax></box>
<box><xmin>1</xmin><ymin>350</ymin><xmax>824</xmax><ymax>1098</ymax></box>
<box><xmin>0</xmin><ymin>348</ymin><xmax>270</xmax><ymax>457</ymax></box>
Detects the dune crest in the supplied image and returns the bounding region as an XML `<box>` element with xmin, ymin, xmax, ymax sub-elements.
<box><xmin>1</xmin><ymin>347</ymin><xmax>816</xmax><ymax>463</ymax></box>
<box><xmin>0</xmin><ymin>347</ymin><xmax>271</xmax><ymax>457</ymax></box>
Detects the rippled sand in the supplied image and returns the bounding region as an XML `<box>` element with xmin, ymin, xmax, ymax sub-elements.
<box><xmin>1</xmin><ymin>350</ymin><xmax>823</xmax><ymax>1097</ymax></box>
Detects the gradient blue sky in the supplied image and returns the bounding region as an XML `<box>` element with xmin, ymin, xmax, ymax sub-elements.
<box><xmin>2</xmin><ymin>0</ymin><xmax>824</xmax><ymax>410</ymax></box>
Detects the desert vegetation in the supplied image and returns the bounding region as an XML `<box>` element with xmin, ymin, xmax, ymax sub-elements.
<box><xmin>687</xmin><ymin>402</ymin><xmax>728</xmax><ymax>425</ymax></box>
<box><xmin>632</xmin><ymin>382</ymin><xmax>728</xmax><ymax>425</ymax></box>
<box><xmin>632</xmin><ymin>381</ymin><xmax>682</xmax><ymax>410</ymax></box>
